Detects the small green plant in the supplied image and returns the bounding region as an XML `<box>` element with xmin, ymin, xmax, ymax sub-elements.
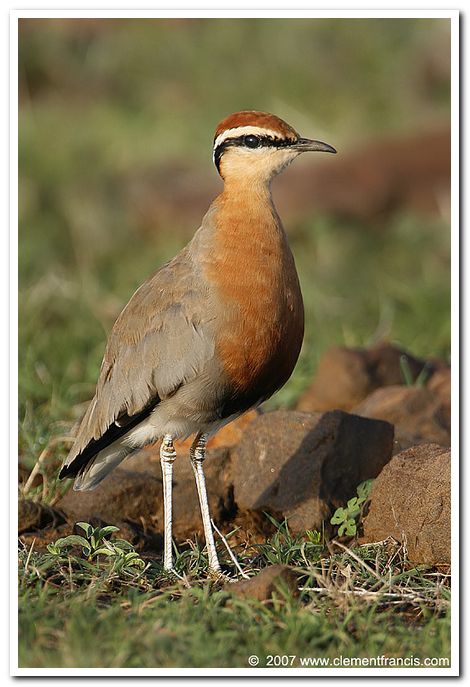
<box><xmin>256</xmin><ymin>514</ymin><xmax>323</xmax><ymax>566</ymax></box>
<box><xmin>305</xmin><ymin>529</ymin><xmax>322</xmax><ymax>545</ymax></box>
<box><xmin>330</xmin><ymin>479</ymin><xmax>374</xmax><ymax>537</ymax></box>
<box><xmin>47</xmin><ymin>522</ymin><xmax>146</xmax><ymax>571</ymax></box>
<box><xmin>400</xmin><ymin>355</ymin><xmax>432</xmax><ymax>387</ymax></box>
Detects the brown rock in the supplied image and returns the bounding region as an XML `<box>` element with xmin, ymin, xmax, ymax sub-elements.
<box><xmin>297</xmin><ymin>343</ymin><xmax>439</xmax><ymax>413</ymax></box>
<box><xmin>231</xmin><ymin>410</ymin><xmax>394</xmax><ymax>533</ymax></box>
<box><xmin>228</xmin><ymin>509</ymin><xmax>280</xmax><ymax>547</ymax></box>
<box><xmin>56</xmin><ymin>446</ymin><xmax>233</xmax><ymax>541</ymax></box>
<box><xmin>226</xmin><ymin>565</ymin><xmax>300</xmax><ymax>602</ymax></box>
<box><xmin>353</xmin><ymin>384</ymin><xmax>450</xmax><ymax>450</ymax></box>
<box><xmin>177</xmin><ymin>410</ymin><xmax>258</xmax><ymax>451</ymax></box>
<box><xmin>18</xmin><ymin>499</ymin><xmax>65</xmax><ymax>534</ymax></box>
<box><xmin>362</xmin><ymin>444</ymin><xmax>451</xmax><ymax>565</ymax></box>
<box><xmin>428</xmin><ymin>366</ymin><xmax>451</xmax><ymax>400</ymax></box>
<box><xmin>428</xmin><ymin>367</ymin><xmax>451</xmax><ymax>434</ymax></box>
<box><xmin>57</xmin><ymin>468</ymin><xmax>161</xmax><ymax>527</ymax></box>
<box><xmin>19</xmin><ymin>499</ymin><xmax>45</xmax><ymax>533</ymax></box>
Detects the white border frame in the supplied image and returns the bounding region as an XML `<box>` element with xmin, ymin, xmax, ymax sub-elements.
<box><xmin>10</xmin><ymin>8</ymin><xmax>460</xmax><ymax>679</ymax></box>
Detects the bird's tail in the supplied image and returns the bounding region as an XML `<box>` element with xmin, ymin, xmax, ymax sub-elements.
<box><xmin>72</xmin><ymin>438</ymin><xmax>133</xmax><ymax>491</ymax></box>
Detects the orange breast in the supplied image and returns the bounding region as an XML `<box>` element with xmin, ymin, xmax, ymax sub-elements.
<box><xmin>204</xmin><ymin>192</ymin><xmax>304</xmax><ymax>405</ymax></box>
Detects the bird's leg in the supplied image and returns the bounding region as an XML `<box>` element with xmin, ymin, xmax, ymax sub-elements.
<box><xmin>160</xmin><ymin>434</ymin><xmax>176</xmax><ymax>572</ymax></box>
<box><xmin>190</xmin><ymin>432</ymin><xmax>221</xmax><ymax>575</ymax></box>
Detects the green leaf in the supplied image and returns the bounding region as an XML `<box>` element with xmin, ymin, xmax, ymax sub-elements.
<box><xmin>345</xmin><ymin>519</ymin><xmax>357</xmax><ymax>536</ymax></box>
<box><xmin>112</xmin><ymin>539</ymin><xmax>134</xmax><ymax>551</ymax></box>
<box><xmin>76</xmin><ymin>522</ymin><xmax>93</xmax><ymax>538</ymax></box>
<box><xmin>305</xmin><ymin>529</ymin><xmax>322</xmax><ymax>545</ymax></box>
<box><xmin>415</xmin><ymin>363</ymin><xmax>432</xmax><ymax>387</ymax></box>
<box><xmin>98</xmin><ymin>526</ymin><xmax>120</xmax><ymax>538</ymax></box>
<box><xmin>54</xmin><ymin>535</ymin><xmax>91</xmax><ymax>554</ymax></box>
<box><xmin>357</xmin><ymin>479</ymin><xmax>374</xmax><ymax>500</ymax></box>
<box><xmin>92</xmin><ymin>547</ymin><xmax>116</xmax><ymax>557</ymax></box>
<box><xmin>46</xmin><ymin>544</ymin><xmax>60</xmax><ymax>555</ymax></box>
<box><xmin>331</xmin><ymin>508</ymin><xmax>347</xmax><ymax>525</ymax></box>
<box><xmin>400</xmin><ymin>355</ymin><xmax>414</xmax><ymax>386</ymax></box>
<box><xmin>347</xmin><ymin>497</ymin><xmax>359</xmax><ymax>510</ymax></box>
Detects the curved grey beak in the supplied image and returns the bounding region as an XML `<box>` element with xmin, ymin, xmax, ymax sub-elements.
<box><xmin>292</xmin><ymin>138</ymin><xmax>337</xmax><ymax>154</ymax></box>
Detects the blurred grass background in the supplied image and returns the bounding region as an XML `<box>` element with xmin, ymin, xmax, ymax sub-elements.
<box><xmin>19</xmin><ymin>18</ymin><xmax>451</xmax><ymax>468</ymax></box>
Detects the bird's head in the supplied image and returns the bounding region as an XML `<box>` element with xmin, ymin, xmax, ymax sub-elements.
<box><xmin>213</xmin><ymin>110</ymin><xmax>336</xmax><ymax>183</ymax></box>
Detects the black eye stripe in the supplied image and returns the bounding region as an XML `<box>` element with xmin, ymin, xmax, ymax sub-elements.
<box><xmin>213</xmin><ymin>134</ymin><xmax>297</xmax><ymax>171</ymax></box>
<box><xmin>217</xmin><ymin>134</ymin><xmax>295</xmax><ymax>149</ymax></box>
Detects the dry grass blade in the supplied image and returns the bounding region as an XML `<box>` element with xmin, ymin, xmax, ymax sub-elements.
<box><xmin>211</xmin><ymin>519</ymin><xmax>250</xmax><ymax>579</ymax></box>
<box><xmin>20</xmin><ymin>539</ymin><xmax>36</xmax><ymax>586</ymax></box>
<box><xmin>301</xmin><ymin>584</ymin><xmax>450</xmax><ymax>609</ymax></box>
<box><xmin>22</xmin><ymin>435</ymin><xmax>75</xmax><ymax>496</ymax></box>
<box><xmin>299</xmin><ymin>537</ymin><xmax>450</xmax><ymax>615</ymax></box>
<box><xmin>331</xmin><ymin>539</ymin><xmax>387</xmax><ymax>584</ymax></box>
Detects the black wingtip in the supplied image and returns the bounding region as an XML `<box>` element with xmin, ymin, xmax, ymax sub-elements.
<box><xmin>58</xmin><ymin>464</ymin><xmax>73</xmax><ymax>480</ymax></box>
<box><xmin>57</xmin><ymin>399</ymin><xmax>158</xmax><ymax>482</ymax></box>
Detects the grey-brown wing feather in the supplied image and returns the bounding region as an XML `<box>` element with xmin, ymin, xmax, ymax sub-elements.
<box><xmin>63</xmin><ymin>251</ymin><xmax>215</xmax><ymax>467</ymax></box>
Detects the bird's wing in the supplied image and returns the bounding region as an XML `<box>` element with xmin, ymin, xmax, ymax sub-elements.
<box><xmin>60</xmin><ymin>251</ymin><xmax>215</xmax><ymax>476</ymax></box>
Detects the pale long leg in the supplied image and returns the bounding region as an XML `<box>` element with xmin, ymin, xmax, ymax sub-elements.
<box><xmin>190</xmin><ymin>433</ymin><xmax>221</xmax><ymax>574</ymax></box>
<box><xmin>160</xmin><ymin>434</ymin><xmax>176</xmax><ymax>572</ymax></box>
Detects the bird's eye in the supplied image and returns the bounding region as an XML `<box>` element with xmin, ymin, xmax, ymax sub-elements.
<box><xmin>244</xmin><ymin>134</ymin><xmax>260</xmax><ymax>148</ymax></box>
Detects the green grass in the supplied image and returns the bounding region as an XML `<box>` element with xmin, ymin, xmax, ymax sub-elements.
<box><xmin>18</xmin><ymin>520</ymin><xmax>451</xmax><ymax>669</ymax></box>
<box><xmin>18</xmin><ymin>18</ymin><xmax>451</xmax><ymax>669</ymax></box>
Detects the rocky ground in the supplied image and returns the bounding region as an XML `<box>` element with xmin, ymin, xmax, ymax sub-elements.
<box><xmin>19</xmin><ymin>341</ymin><xmax>452</xmax><ymax>589</ymax></box>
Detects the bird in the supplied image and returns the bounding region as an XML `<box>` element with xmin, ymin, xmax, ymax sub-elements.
<box><xmin>59</xmin><ymin>110</ymin><xmax>336</xmax><ymax>577</ymax></box>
